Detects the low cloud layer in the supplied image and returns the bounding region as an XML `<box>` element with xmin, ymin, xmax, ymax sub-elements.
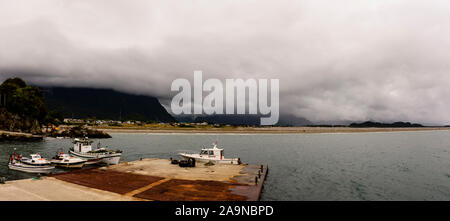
<box><xmin>1</xmin><ymin>0</ymin><xmax>449</xmax><ymax>125</ymax></box>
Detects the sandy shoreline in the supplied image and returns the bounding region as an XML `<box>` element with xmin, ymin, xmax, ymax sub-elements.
<box><xmin>95</xmin><ymin>127</ymin><xmax>450</xmax><ymax>134</ymax></box>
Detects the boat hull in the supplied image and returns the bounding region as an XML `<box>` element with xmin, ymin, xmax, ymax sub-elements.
<box><xmin>8</xmin><ymin>163</ymin><xmax>55</xmax><ymax>174</ymax></box>
<box><xmin>69</xmin><ymin>151</ymin><xmax>102</xmax><ymax>164</ymax></box>
<box><xmin>51</xmin><ymin>161</ymin><xmax>86</xmax><ymax>168</ymax></box>
<box><xmin>180</xmin><ymin>153</ymin><xmax>240</xmax><ymax>164</ymax></box>
<box><xmin>101</xmin><ymin>155</ymin><xmax>121</xmax><ymax>165</ymax></box>
<box><xmin>69</xmin><ymin>150</ymin><xmax>121</xmax><ymax>165</ymax></box>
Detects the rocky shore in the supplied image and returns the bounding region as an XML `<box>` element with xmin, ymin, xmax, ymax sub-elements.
<box><xmin>48</xmin><ymin>125</ymin><xmax>111</xmax><ymax>138</ymax></box>
<box><xmin>0</xmin><ymin>127</ymin><xmax>111</xmax><ymax>142</ymax></box>
<box><xmin>0</xmin><ymin>108</ymin><xmax>41</xmax><ymax>135</ymax></box>
<box><xmin>0</xmin><ymin>130</ymin><xmax>43</xmax><ymax>141</ymax></box>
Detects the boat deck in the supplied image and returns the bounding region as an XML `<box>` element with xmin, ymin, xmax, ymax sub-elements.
<box><xmin>0</xmin><ymin>158</ymin><xmax>268</xmax><ymax>201</ymax></box>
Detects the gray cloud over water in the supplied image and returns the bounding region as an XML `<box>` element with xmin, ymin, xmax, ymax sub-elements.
<box><xmin>1</xmin><ymin>0</ymin><xmax>450</xmax><ymax>125</ymax></box>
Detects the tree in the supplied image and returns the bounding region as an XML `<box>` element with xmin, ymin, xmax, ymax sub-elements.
<box><xmin>0</xmin><ymin>77</ymin><xmax>48</xmax><ymax>123</ymax></box>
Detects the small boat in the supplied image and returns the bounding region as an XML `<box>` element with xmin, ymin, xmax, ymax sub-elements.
<box><xmin>8</xmin><ymin>153</ymin><xmax>55</xmax><ymax>174</ymax></box>
<box><xmin>69</xmin><ymin>138</ymin><xmax>122</xmax><ymax>165</ymax></box>
<box><xmin>50</xmin><ymin>152</ymin><xmax>86</xmax><ymax>168</ymax></box>
<box><xmin>179</xmin><ymin>142</ymin><xmax>241</xmax><ymax>164</ymax></box>
<box><xmin>178</xmin><ymin>158</ymin><xmax>196</xmax><ymax>167</ymax></box>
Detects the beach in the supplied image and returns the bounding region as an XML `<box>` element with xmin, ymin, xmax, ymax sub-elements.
<box><xmin>93</xmin><ymin>126</ymin><xmax>450</xmax><ymax>134</ymax></box>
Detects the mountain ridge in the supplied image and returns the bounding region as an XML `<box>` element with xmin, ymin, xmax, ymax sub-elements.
<box><xmin>42</xmin><ymin>87</ymin><xmax>176</xmax><ymax>122</ymax></box>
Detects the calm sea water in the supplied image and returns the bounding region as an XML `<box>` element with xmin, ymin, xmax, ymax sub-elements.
<box><xmin>1</xmin><ymin>131</ymin><xmax>450</xmax><ymax>200</ymax></box>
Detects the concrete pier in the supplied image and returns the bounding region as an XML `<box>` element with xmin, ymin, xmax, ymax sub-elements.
<box><xmin>0</xmin><ymin>158</ymin><xmax>268</xmax><ymax>201</ymax></box>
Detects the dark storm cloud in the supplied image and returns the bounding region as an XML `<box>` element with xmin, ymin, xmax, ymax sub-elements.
<box><xmin>1</xmin><ymin>0</ymin><xmax>449</xmax><ymax>124</ymax></box>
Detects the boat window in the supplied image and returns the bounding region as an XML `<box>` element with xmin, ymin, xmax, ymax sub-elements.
<box><xmin>200</xmin><ymin>150</ymin><xmax>208</xmax><ymax>155</ymax></box>
<box><xmin>209</xmin><ymin>151</ymin><xmax>214</xmax><ymax>155</ymax></box>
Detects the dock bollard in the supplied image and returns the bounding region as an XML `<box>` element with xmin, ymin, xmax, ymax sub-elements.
<box><xmin>255</xmin><ymin>176</ymin><xmax>258</xmax><ymax>185</ymax></box>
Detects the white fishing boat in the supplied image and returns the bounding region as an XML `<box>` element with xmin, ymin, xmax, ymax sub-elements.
<box><xmin>69</xmin><ymin>138</ymin><xmax>122</xmax><ymax>165</ymax></box>
<box><xmin>180</xmin><ymin>142</ymin><xmax>241</xmax><ymax>164</ymax></box>
<box><xmin>50</xmin><ymin>152</ymin><xmax>87</xmax><ymax>168</ymax></box>
<box><xmin>8</xmin><ymin>153</ymin><xmax>55</xmax><ymax>174</ymax></box>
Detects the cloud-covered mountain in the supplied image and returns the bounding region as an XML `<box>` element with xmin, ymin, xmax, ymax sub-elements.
<box><xmin>1</xmin><ymin>1</ymin><xmax>450</xmax><ymax>125</ymax></box>
<box><xmin>43</xmin><ymin>87</ymin><xmax>176</xmax><ymax>122</ymax></box>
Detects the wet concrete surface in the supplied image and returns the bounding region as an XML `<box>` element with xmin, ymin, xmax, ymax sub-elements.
<box><xmin>134</xmin><ymin>179</ymin><xmax>248</xmax><ymax>201</ymax></box>
<box><xmin>1</xmin><ymin>158</ymin><xmax>268</xmax><ymax>201</ymax></box>
<box><xmin>49</xmin><ymin>168</ymin><xmax>164</xmax><ymax>194</ymax></box>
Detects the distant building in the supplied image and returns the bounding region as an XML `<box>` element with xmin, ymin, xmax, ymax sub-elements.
<box><xmin>63</xmin><ymin>118</ymin><xmax>84</xmax><ymax>123</ymax></box>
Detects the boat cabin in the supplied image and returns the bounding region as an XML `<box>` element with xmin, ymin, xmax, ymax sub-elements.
<box><xmin>30</xmin><ymin>154</ymin><xmax>43</xmax><ymax>161</ymax></box>
<box><xmin>22</xmin><ymin>153</ymin><xmax>51</xmax><ymax>165</ymax></box>
<box><xmin>199</xmin><ymin>144</ymin><xmax>224</xmax><ymax>160</ymax></box>
<box><xmin>73</xmin><ymin>138</ymin><xmax>93</xmax><ymax>153</ymax></box>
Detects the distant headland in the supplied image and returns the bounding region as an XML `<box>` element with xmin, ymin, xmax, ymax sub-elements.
<box><xmin>349</xmin><ymin>121</ymin><xmax>424</xmax><ymax>128</ymax></box>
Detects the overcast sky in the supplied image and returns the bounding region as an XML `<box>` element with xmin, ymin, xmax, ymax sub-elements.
<box><xmin>1</xmin><ymin>0</ymin><xmax>449</xmax><ymax>125</ymax></box>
